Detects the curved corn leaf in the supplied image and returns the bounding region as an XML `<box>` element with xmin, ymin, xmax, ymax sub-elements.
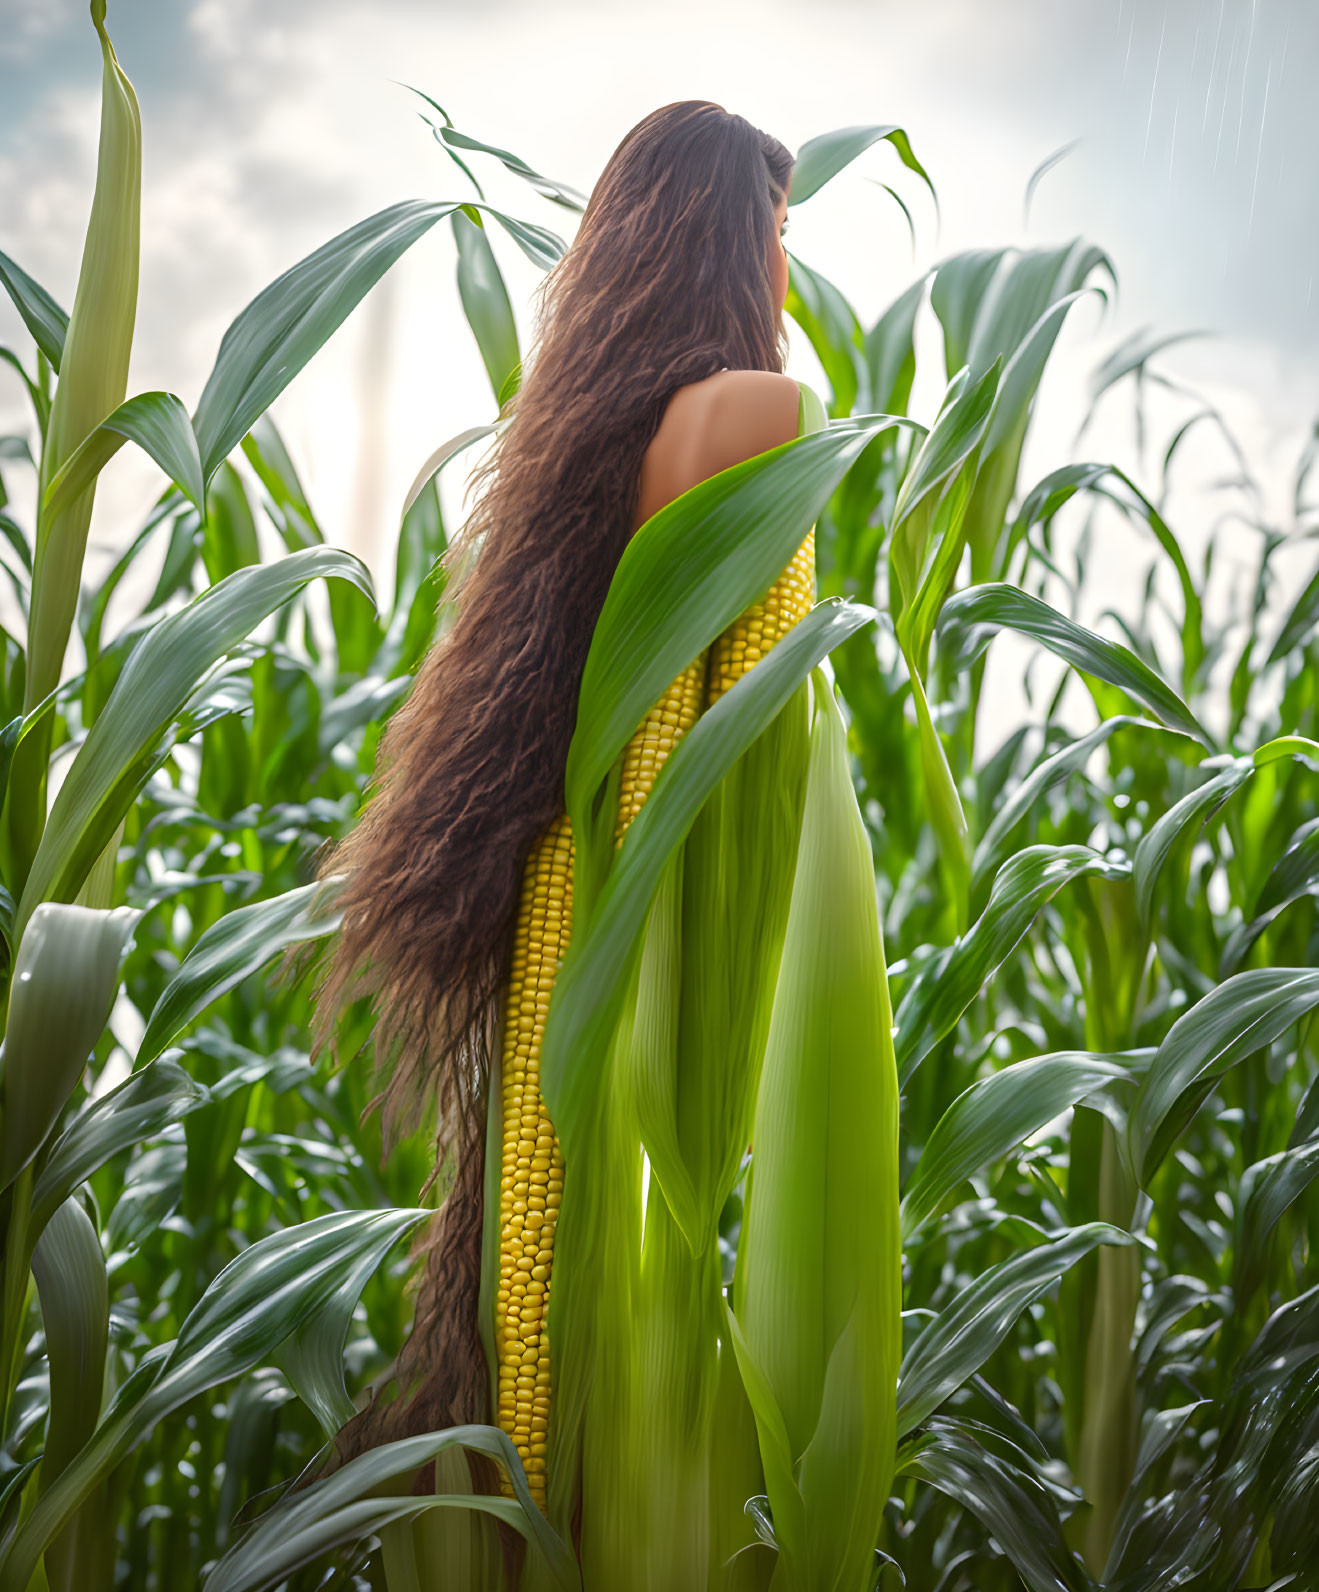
<box><xmin>895</xmin><ymin>845</ymin><xmax>1126</xmax><ymax>1082</ymax></box>
<box><xmin>1234</xmin><ymin>1136</ymin><xmax>1319</xmax><ymax>1307</ymax></box>
<box><xmin>543</xmin><ymin>602</ymin><xmax>875</xmax><ymax>1138</ymax></box>
<box><xmin>206</xmin><ymin>1426</ymin><xmax>579</xmax><ymax>1592</ymax></box>
<box><xmin>453</xmin><ymin>209</ymin><xmax>519</xmax><ymax>404</ymax></box>
<box><xmin>0</xmin><ymin>1209</ymin><xmax>428</xmax><ymax>1587</ymax></box>
<box><xmin>1011</xmin><ymin>460</ymin><xmax>1204</xmax><ymax>686</ymax></box>
<box><xmin>901</xmin><ymin>1417</ymin><xmax>1093</xmax><ymax>1592</ymax></box>
<box><xmin>31</xmin><ymin>1196</ymin><xmax>107</xmax><ymax>1487</ymax></box>
<box><xmin>789</xmin><ymin>124</ymin><xmax>937</xmax><ymax>212</ymax></box>
<box><xmin>193</xmin><ymin>200</ymin><xmax>457</xmax><ymax>480</ymax></box>
<box><xmin>0</xmin><ymin>902</ymin><xmax>138</xmax><ymax>1190</ymax></box>
<box><xmin>1254</xmin><ymin>734</ymin><xmax>1319</xmax><ymax>767</ymax></box>
<box><xmin>1267</xmin><ymin>556</ymin><xmax>1319</xmax><ymax>664</ymax></box>
<box><xmin>891</xmin><ymin>361</ymin><xmax>1001</xmax><ymax>671</ymax></box>
<box><xmin>0</xmin><ymin>248</ymin><xmax>68</xmax><ymax>370</ymax></box>
<box><xmin>32</xmin><ymin>1055</ymin><xmax>206</xmax><ymax>1234</ymax></box>
<box><xmin>31</xmin><ymin>1194</ymin><xmax>108</xmax><ymax>1590</ymax></box>
<box><xmin>418</xmin><ymin>100</ymin><xmax>586</xmax><ymax>211</ymax></box>
<box><xmin>1129</xmin><ymin>968</ymin><xmax>1319</xmax><ymax>1182</ymax></box>
<box><xmin>17</xmin><ymin>546</ymin><xmax>373</xmax><ymax>939</ymax></box>
<box><xmin>896</xmin><ymin>1222</ymin><xmax>1136</xmax><ymax>1434</ymax></box>
<box><xmin>137</xmin><ymin>878</ymin><xmax>342</xmax><ymax>1067</ymax></box>
<box><xmin>900</xmin><ymin>1051</ymin><xmax>1132</xmax><ymax>1239</ymax></box>
<box><xmin>937</xmin><ymin>584</ymin><xmax>1210</xmax><ymax>746</ymax></box>
<box><xmin>399</xmin><ymin>423</ymin><xmax>494</xmax><ymax>523</ymax></box>
<box><xmin>972</xmin><ymin>716</ymin><xmax>1192</xmax><ymax>895</ymax></box>
<box><xmin>1132</xmin><ymin>758</ymin><xmax>1253</xmax><ymax>924</ymax></box>
<box><xmin>1221</xmin><ymin>817</ymin><xmax>1319</xmax><ymax>973</ymax></box>
<box><xmin>42</xmin><ymin>390</ymin><xmax>204</xmax><ymax>520</ymax></box>
<box><xmin>784</xmin><ymin>256</ymin><xmax>865</xmax><ymax>415</ymax></box>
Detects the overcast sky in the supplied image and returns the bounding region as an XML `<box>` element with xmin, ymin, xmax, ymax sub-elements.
<box><xmin>1</xmin><ymin>0</ymin><xmax>1316</xmax><ymax>728</ymax></box>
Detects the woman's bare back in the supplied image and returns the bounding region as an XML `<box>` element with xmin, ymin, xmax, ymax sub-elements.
<box><xmin>630</xmin><ymin>368</ymin><xmax>801</xmax><ymax>536</ymax></box>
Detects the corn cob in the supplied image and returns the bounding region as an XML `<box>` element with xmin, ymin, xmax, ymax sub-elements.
<box><xmin>494</xmin><ymin>812</ymin><xmax>572</xmax><ymax>1502</ymax></box>
<box><xmin>706</xmin><ymin>532</ymin><xmax>816</xmax><ymax>703</ymax></box>
<box><xmin>493</xmin><ymin>655</ymin><xmax>708</xmax><ymax>1504</ymax></box>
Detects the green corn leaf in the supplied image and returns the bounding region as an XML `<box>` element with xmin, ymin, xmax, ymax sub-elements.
<box><xmin>42</xmin><ymin>390</ymin><xmax>204</xmax><ymax>521</ymax></box>
<box><xmin>0</xmin><ymin>249</ymin><xmax>68</xmax><ymax>371</ymax></box>
<box><xmin>1132</xmin><ymin>758</ymin><xmax>1253</xmax><ymax>924</ymax></box>
<box><xmin>1256</xmin><ymin>818</ymin><xmax>1319</xmax><ymax>916</ymax></box>
<box><xmin>941</xmin><ymin>589</ymin><xmax>1209</xmax><ymax>748</ymax></box>
<box><xmin>731</xmin><ymin>673</ymin><xmax>900</xmax><ymax>1592</ymax></box>
<box><xmin>0</xmin><ymin>902</ymin><xmax>138</xmax><ymax>1190</ymax></box>
<box><xmin>1129</xmin><ymin>968</ymin><xmax>1319</xmax><ymax>1183</ymax></box>
<box><xmin>270</xmin><ymin>1198</ymin><xmax>422</xmax><ymax>1441</ymax></box>
<box><xmin>1254</xmin><ymin>734</ymin><xmax>1319</xmax><ymax>767</ymax></box>
<box><xmin>204</xmin><ymin>1427</ymin><xmax>580</xmax><ymax>1592</ymax></box>
<box><xmin>428</xmin><ymin>112</ymin><xmax>587</xmax><ymax>211</ymax></box>
<box><xmin>973</xmin><ymin>717</ymin><xmax>1193</xmax><ymax>895</ymax></box>
<box><xmin>192</xmin><ymin>201</ymin><xmax>457</xmax><ymax>482</ymax></box>
<box><xmin>17</xmin><ymin>546</ymin><xmax>373</xmax><ymax>939</ymax></box>
<box><xmin>1221</xmin><ymin>818</ymin><xmax>1319</xmax><ymax>973</ymax></box>
<box><xmin>723</xmin><ymin>1305</ymin><xmax>807</xmax><ymax>1566</ymax></box>
<box><xmin>400</xmin><ymin>423</ymin><xmax>494</xmax><ymax>523</ymax></box>
<box><xmin>896</xmin><ymin>1223</ymin><xmax>1136</xmax><ymax>1434</ymax></box>
<box><xmin>1233</xmin><ymin>1137</ymin><xmax>1319</xmax><ymax>1308</ymax></box>
<box><xmin>193</xmin><ymin>195</ymin><xmax>563</xmax><ymax>484</ymax></box>
<box><xmin>900</xmin><ymin>1051</ymin><xmax>1132</xmax><ymax>1239</ymax></box>
<box><xmin>863</xmin><ymin>274</ymin><xmax>924</xmax><ymax>416</ymax></box>
<box><xmin>32</xmin><ymin>1056</ymin><xmax>206</xmax><ymax>1235</ymax></box>
<box><xmin>789</xmin><ymin>124</ymin><xmax>937</xmax><ymax>212</ymax></box>
<box><xmin>0</xmin><ymin>1209</ymin><xmax>429</xmax><ymax>1587</ymax></box>
<box><xmin>31</xmin><ymin>1196</ymin><xmax>108</xmax><ymax>1485</ymax></box>
<box><xmin>31</xmin><ymin>1195</ymin><xmax>108</xmax><ymax>1592</ymax></box>
<box><xmin>895</xmin><ymin>845</ymin><xmax>1126</xmax><ymax>1083</ymax></box>
<box><xmin>784</xmin><ymin>256</ymin><xmax>865</xmax><ymax>415</ymax></box>
<box><xmin>888</xmin><ymin>364</ymin><xmax>989</xmax><ymax>614</ymax></box>
<box><xmin>908</xmin><ymin>668</ymin><xmax>970</xmax><ymax>899</ymax></box>
<box><xmin>901</xmin><ymin>1417</ymin><xmax>1094</xmax><ymax>1592</ymax></box>
<box><xmin>931</xmin><ymin>249</ymin><xmax>1014</xmax><ymax>375</ymax></box>
<box><xmin>1267</xmin><ymin>556</ymin><xmax>1319</xmax><ymax>664</ymax></box>
<box><xmin>937</xmin><ymin>584</ymin><xmax>1210</xmax><ymax>746</ymax></box>
<box><xmin>542</xmin><ymin>602</ymin><xmax>875</xmax><ymax>1141</ymax></box>
<box><xmin>892</xmin><ymin>360</ymin><xmax>1001</xmax><ymax>673</ymax></box>
<box><xmin>1011</xmin><ymin>460</ymin><xmax>1204</xmax><ymax>686</ymax></box>
<box><xmin>26</xmin><ymin>0</ymin><xmax>141</xmax><ymax>713</ymax></box>
<box><xmin>452</xmin><ymin>209</ymin><xmax>520</xmax><ymax>404</ymax></box>
<box><xmin>137</xmin><ymin>878</ymin><xmax>342</xmax><ymax>1067</ymax></box>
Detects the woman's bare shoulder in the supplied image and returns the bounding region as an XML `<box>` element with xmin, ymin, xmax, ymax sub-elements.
<box><xmin>633</xmin><ymin>370</ymin><xmax>799</xmax><ymax>532</ymax></box>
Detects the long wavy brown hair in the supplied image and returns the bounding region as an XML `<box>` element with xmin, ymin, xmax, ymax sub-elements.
<box><xmin>306</xmin><ymin>99</ymin><xmax>794</xmax><ymax>1462</ymax></box>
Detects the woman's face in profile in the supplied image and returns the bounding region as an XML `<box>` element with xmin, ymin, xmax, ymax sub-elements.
<box><xmin>771</xmin><ymin>174</ymin><xmax>792</xmax><ymax>309</ymax></box>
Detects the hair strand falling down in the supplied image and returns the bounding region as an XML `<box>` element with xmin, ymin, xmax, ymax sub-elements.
<box><xmin>303</xmin><ymin>99</ymin><xmax>795</xmax><ymax>1467</ymax></box>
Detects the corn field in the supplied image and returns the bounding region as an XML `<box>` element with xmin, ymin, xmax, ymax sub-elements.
<box><xmin>0</xmin><ymin>5</ymin><xmax>1317</xmax><ymax>1590</ymax></box>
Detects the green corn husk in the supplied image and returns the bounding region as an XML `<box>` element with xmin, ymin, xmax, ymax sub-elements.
<box><xmin>627</xmin><ymin>684</ymin><xmax>812</xmax><ymax>1590</ymax></box>
<box><xmin>730</xmin><ymin>669</ymin><xmax>901</xmax><ymax>1592</ymax></box>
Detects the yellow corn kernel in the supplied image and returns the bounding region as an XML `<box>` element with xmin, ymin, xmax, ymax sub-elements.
<box><xmin>706</xmin><ymin>533</ymin><xmax>816</xmax><ymax>703</ymax></box>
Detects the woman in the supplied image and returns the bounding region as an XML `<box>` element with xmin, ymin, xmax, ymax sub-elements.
<box><xmin>310</xmin><ymin>101</ymin><xmax>803</xmax><ymax>1463</ymax></box>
